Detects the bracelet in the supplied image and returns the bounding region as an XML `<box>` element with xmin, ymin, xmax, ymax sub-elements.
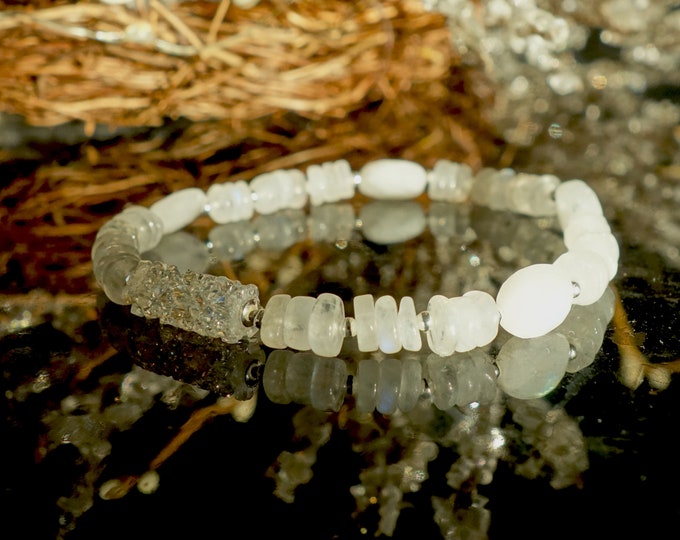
<box><xmin>91</xmin><ymin>158</ymin><xmax>619</xmax><ymax>361</ymax></box>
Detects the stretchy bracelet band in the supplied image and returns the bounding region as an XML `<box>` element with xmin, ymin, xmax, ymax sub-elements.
<box><xmin>91</xmin><ymin>158</ymin><xmax>619</xmax><ymax>360</ymax></box>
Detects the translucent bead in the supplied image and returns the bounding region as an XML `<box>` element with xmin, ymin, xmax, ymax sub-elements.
<box><xmin>467</xmin><ymin>349</ymin><xmax>498</xmax><ymax>404</ymax></box>
<box><xmin>209</xmin><ymin>221</ymin><xmax>256</xmax><ymax>261</ymax></box>
<box><xmin>92</xmin><ymin>219</ymin><xmax>139</xmax><ymax>256</ymax></box>
<box><xmin>376</xmin><ymin>358</ymin><xmax>401</xmax><ymax>415</ymax></box>
<box><xmin>398</xmin><ymin>357</ymin><xmax>423</xmax><ymax>412</ymax></box>
<box><xmin>353</xmin><ymin>294</ymin><xmax>379</xmax><ymax>352</ymax></box>
<box><xmin>424</xmin><ymin>354</ymin><xmax>457</xmax><ymax>410</ymax></box>
<box><xmin>283</xmin><ymin>296</ymin><xmax>316</xmax><ymax>351</ymax></box>
<box><xmin>553</xmin><ymin>250</ymin><xmax>610</xmax><ymax>305</ymax></box>
<box><xmin>92</xmin><ymin>237</ymin><xmax>139</xmax><ymax>280</ymax></box>
<box><xmin>496</xmin><ymin>264</ymin><xmax>574</xmax><ymax>339</ymax></box>
<box><xmin>354</xmin><ymin>358</ymin><xmax>379</xmax><ymax>413</ymax></box>
<box><xmin>260</xmin><ymin>294</ymin><xmax>291</xmax><ymax>349</ymax></box>
<box><xmin>358</xmin><ymin>159</ymin><xmax>427</xmax><ymax>200</ymax></box>
<box><xmin>285</xmin><ymin>352</ymin><xmax>315</xmax><ymax>404</ymax></box>
<box><xmin>398</xmin><ymin>296</ymin><xmax>422</xmax><ymax>351</ymax></box>
<box><xmin>427</xmin><ymin>160</ymin><xmax>474</xmax><ymax>202</ymax></box>
<box><xmin>310</xmin><ymin>357</ymin><xmax>347</xmax><ymax>412</ymax></box>
<box><xmin>562</xmin><ymin>213</ymin><xmax>610</xmax><ymax>246</ymax></box>
<box><xmin>306</xmin><ymin>159</ymin><xmax>356</xmax><ymax>206</ymax></box>
<box><xmin>150</xmin><ymin>188</ymin><xmax>207</xmax><ymax>234</ymax></box>
<box><xmin>426</xmin><ymin>295</ymin><xmax>457</xmax><ymax>357</ymax></box>
<box><xmin>470</xmin><ymin>168</ymin><xmax>514</xmax><ymax>210</ymax></box>
<box><xmin>359</xmin><ymin>201</ymin><xmax>426</xmax><ymax>245</ymax></box>
<box><xmin>556</xmin><ymin>304</ymin><xmax>607</xmax><ymax>374</ymax></box>
<box><xmin>554</xmin><ymin>179</ymin><xmax>604</xmax><ymax>230</ymax></box>
<box><xmin>263</xmin><ymin>350</ymin><xmax>292</xmax><ymax>404</ymax></box>
<box><xmin>99</xmin><ymin>254</ymin><xmax>140</xmax><ymax>305</ymax></box>
<box><xmin>251</xmin><ymin>169</ymin><xmax>307</xmax><ymax>215</ymax></box>
<box><xmin>496</xmin><ymin>333</ymin><xmax>570</xmax><ymax>399</ymax></box>
<box><xmin>206</xmin><ymin>181</ymin><xmax>254</xmax><ymax>224</ymax></box>
<box><xmin>506</xmin><ymin>173</ymin><xmax>559</xmax><ymax>217</ymax></box>
<box><xmin>114</xmin><ymin>205</ymin><xmax>164</xmax><ymax>252</ymax></box>
<box><xmin>462</xmin><ymin>290</ymin><xmax>500</xmax><ymax>347</ymax></box>
<box><xmin>564</xmin><ymin>231</ymin><xmax>619</xmax><ymax>280</ymax></box>
<box><xmin>308</xmin><ymin>203</ymin><xmax>355</xmax><ymax>242</ymax></box>
<box><xmin>447</xmin><ymin>296</ymin><xmax>478</xmax><ymax>353</ymax></box>
<box><xmin>308</xmin><ymin>293</ymin><xmax>346</xmax><ymax>357</ymax></box>
<box><xmin>375</xmin><ymin>295</ymin><xmax>401</xmax><ymax>354</ymax></box>
<box><xmin>253</xmin><ymin>210</ymin><xmax>306</xmax><ymax>251</ymax></box>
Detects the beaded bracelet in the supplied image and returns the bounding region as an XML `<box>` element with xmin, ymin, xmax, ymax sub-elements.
<box><xmin>91</xmin><ymin>158</ymin><xmax>619</xmax><ymax>360</ymax></box>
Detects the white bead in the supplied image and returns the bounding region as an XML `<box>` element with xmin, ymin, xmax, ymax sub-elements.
<box><xmin>446</xmin><ymin>296</ymin><xmax>480</xmax><ymax>352</ymax></box>
<box><xmin>206</xmin><ymin>181</ymin><xmax>254</xmax><ymax>224</ymax></box>
<box><xmin>555</xmin><ymin>179</ymin><xmax>603</xmax><ymax>230</ymax></box>
<box><xmin>260</xmin><ymin>294</ymin><xmax>291</xmax><ymax>349</ymax></box>
<box><xmin>353</xmin><ymin>294</ymin><xmax>379</xmax><ymax>352</ymax></box>
<box><xmin>358</xmin><ymin>159</ymin><xmax>427</xmax><ymax>200</ymax></box>
<box><xmin>283</xmin><ymin>296</ymin><xmax>316</xmax><ymax>351</ymax></box>
<box><xmin>251</xmin><ymin>169</ymin><xmax>307</xmax><ymax>215</ymax></box>
<box><xmin>376</xmin><ymin>358</ymin><xmax>401</xmax><ymax>415</ymax></box>
<box><xmin>562</xmin><ymin>213</ymin><xmax>610</xmax><ymax>246</ymax></box>
<box><xmin>553</xmin><ymin>250</ymin><xmax>610</xmax><ymax>306</ymax></box>
<box><xmin>398</xmin><ymin>296</ymin><xmax>422</xmax><ymax>351</ymax></box>
<box><xmin>462</xmin><ymin>290</ymin><xmax>500</xmax><ymax>347</ymax></box>
<box><xmin>496</xmin><ymin>263</ymin><xmax>574</xmax><ymax>338</ymax></box>
<box><xmin>354</xmin><ymin>358</ymin><xmax>379</xmax><ymax>413</ymax></box>
<box><xmin>306</xmin><ymin>159</ymin><xmax>355</xmax><ymax>206</ymax></box>
<box><xmin>150</xmin><ymin>188</ymin><xmax>207</xmax><ymax>234</ymax></box>
<box><xmin>564</xmin><ymin>231</ymin><xmax>619</xmax><ymax>280</ymax></box>
<box><xmin>427</xmin><ymin>160</ymin><xmax>474</xmax><ymax>202</ymax></box>
<box><xmin>115</xmin><ymin>205</ymin><xmax>164</xmax><ymax>252</ymax></box>
<box><xmin>426</xmin><ymin>295</ymin><xmax>457</xmax><ymax>356</ymax></box>
<box><xmin>308</xmin><ymin>293</ymin><xmax>346</xmax><ymax>357</ymax></box>
<box><xmin>375</xmin><ymin>295</ymin><xmax>402</xmax><ymax>354</ymax></box>
<box><xmin>359</xmin><ymin>201</ymin><xmax>426</xmax><ymax>245</ymax></box>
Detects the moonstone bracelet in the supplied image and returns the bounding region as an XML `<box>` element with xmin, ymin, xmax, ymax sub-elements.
<box><xmin>91</xmin><ymin>158</ymin><xmax>619</xmax><ymax>358</ymax></box>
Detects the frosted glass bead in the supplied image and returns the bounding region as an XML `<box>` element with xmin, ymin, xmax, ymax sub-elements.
<box><xmin>554</xmin><ymin>179</ymin><xmax>603</xmax><ymax>230</ymax></box>
<box><xmin>359</xmin><ymin>201</ymin><xmax>426</xmax><ymax>245</ymax></box>
<box><xmin>564</xmin><ymin>231</ymin><xmax>619</xmax><ymax>279</ymax></box>
<box><xmin>150</xmin><ymin>188</ymin><xmax>207</xmax><ymax>234</ymax></box>
<box><xmin>115</xmin><ymin>205</ymin><xmax>164</xmax><ymax>252</ymax></box>
<box><xmin>496</xmin><ymin>264</ymin><xmax>574</xmax><ymax>339</ymax></box>
<box><xmin>260</xmin><ymin>294</ymin><xmax>291</xmax><ymax>349</ymax></box>
<box><xmin>553</xmin><ymin>250</ymin><xmax>610</xmax><ymax>305</ymax></box>
<box><xmin>283</xmin><ymin>296</ymin><xmax>316</xmax><ymax>351</ymax></box>
<box><xmin>562</xmin><ymin>213</ymin><xmax>610</xmax><ymax>247</ymax></box>
<box><xmin>424</xmin><ymin>354</ymin><xmax>457</xmax><ymax>410</ymax></box>
<box><xmin>496</xmin><ymin>333</ymin><xmax>570</xmax><ymax>399</ymax></box>
<box><xmin>309</xmin><ymin>203</ymin><xmax>355</xmax><ymax>242</ymax></box>
<box><xmin>251</xmin><ymin>169</ymin><xmax>307</xmax><ymax>215</ymax></box>
<box><xmin>376</xmin><ymin>358</ymin><xmax>401</xmax><ymax>415</ymax></box>
<box><xmin>375</xmin><ymin>295</ymin><xmax>402</xmax><ymax>354</ymax></box>
<box><xmin>209</xmin><ymin>221</ymin><xmax>256</xmax><ymax>261</ymax></box>
<box><xmin>206</xmin><ymin>181</ymin><xmax>254</xmax><ymax>224</ymax></box>
<box><xmin>358</xmin><ymin>159</ymin><xmax>427</xmax><ymax>200</ymax></box>
<box><xmin>262</xmin><ymin>350</ymin><xmax>292</xmax><ymax>404</ymax></box>
<box><xmin>310</xmin><ymin>357</ymin><xmax>347</xmax><ymax>412</ymax></box>
<box><xmin>308</xmin><ymin>293</ymin><xmax>346</xmax><ymax>357</ymax></box>
<box><xmin>354</xmin><ymin>358</ymin><xmax>380</xmax><ymax>413</ymax></box>
<box><xmin>306</xmin><ymin>159</ymin><xmax>356</xmax><ymax>206</ymax></box>
<box><xmin>397</xmin><ymin>296</ymin><xmax>422</xmax><ymax>351</ymax></box>
<box><xmin>149</xmin><ymin>231</ymin><xmax>210</xmax><ymax>273</ymax></box>
<box><xmin>427</xmin><ymin>160</ymin><xmax>474</xmax><ymax>202</ymax></box>
<box><xmin>99</xmin><ymin>254</ymin><xmax>140</xmax><ymax>305</ymax></box>
<box><xmin>285</xmin><ymin>352</ymin><xmax>315</xmax><ymax>404</ymax></box>
<box><xmin>398</xmin><ymin>358</ymin><xmax>423</xmax><ymax>412</ymax></box>
<box><xmin>426</xmin><ymin>295</ymin><xmax>457</xmax><ymax>357</ymax></box>
<box><xmin>462</xmin><ymin>290</ymin><xmax>500</xmax><ymax>347</ymax></box>
<box><xmin>353</xmin><ymin>294</ymin><xmax>379</xmax><ymax>352</ymax></box>
<box><xmin>506</xmin><ymin>173</ymin><xmax>559</xmax><ymax>217</ymax></box>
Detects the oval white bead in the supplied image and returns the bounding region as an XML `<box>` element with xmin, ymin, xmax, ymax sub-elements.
<box><xmin>553</xmin><ymin>250</ymin><xmax>610</xmax><ymax>305</ymax></box>
<box><xmin>496</xmin><ymin>263</ymin><xmax>574</xmax><ymax>339</ymax></box>
<box><xmin>308</xmin><ymin>293</ymin><xmax>346</xmax><ymax>357</ymax></box>
<box><xmin>358</xmin><ymin>159</ymin><xmax>427</xmax><ymax>200</ymax></box>
<box><xmin>150</xmin><ymin>188</ymin><xmax>207</xmax><ymax>234</ymax></box>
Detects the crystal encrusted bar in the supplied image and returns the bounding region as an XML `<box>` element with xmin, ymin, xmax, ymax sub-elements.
<box><xmin>124</xmin><ymin>260</ymin><xmax>260</xmax><ymax>343</ymax></box>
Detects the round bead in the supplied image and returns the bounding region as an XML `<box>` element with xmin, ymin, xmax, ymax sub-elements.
<box><xmin>206</xmin><ymin>181</ymin><xmax>254</xmax><ymax>224</ymax></box>
<box><xmin>283</xmin><ymin>296</ymin><xmax>316</xmax><ymax>351</ymax></box>
<box><xmin>553</xmin><ymin>250</ymin><xmax>610</xmax><ymax>306</ymax></box>
<box><xmin>150</xmin><ymin>188</ymin><xmax>207</xmax><ymax>234</ymax></box>
<box><xmin>496</xmin><ymin>333</ymin><xmax>570</xmax><ymax>399</ymax></box>
<box><xmin>262</xmin><ymin>350</ymin><xmax>292</xmax><ymax>404</ymax></box>
<box><xmin>376</xmin><ymin>358</ymin><xmax>401</xmax><ymax>415</ymax></box>
<box><xmin>353</xmin><ymin>294</ymin><xmax>379</xmax><ymax>352</ymax></box>
<box><xmin>310</xmin><ymin>357</ymin><xmax>347</xmax><ymax>412</ymax></box>
<box><xmin>354</xmin><ymin>358</ymin><xmax>380</xmax><ymax>413</ymax></box>
<box><xmin>375</xmin><ymin>295</ymin><xmax>402</xmax><ymax>354</ymax></box>
<box><xmin>496</xmin><ymin>264</ymin><xmax>574</xmax><ymax>339</ymax></box>
<box><xmin>260</xmin><ymin>294</ymin><xmax>291</xmax><ymax>349</ymax></box>
<box><xmin>308</xmin><ymin>293</ymin><xmax>346</xmax><ymax>357</ymax></box>
<box><xmin>446</xmin><ymin>296</ymin><xmax>478</xmax><ymax>352</ymax></box>
<box><xmin>359</xmin><ymin>201</ymin><xmax>426</xmax><ymax>245</ymax></box>
<box><xmin>358</xmin><ymin>159</ymin><xmax>427</xmax><ymax>200</ymax></box>
<box><xmin>398</xmin><ymin>296</ymin><xmax>422</xmax><ymax>352</ymax></box>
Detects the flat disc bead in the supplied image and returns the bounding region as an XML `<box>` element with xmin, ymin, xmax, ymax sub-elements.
<box><xmin>375</xmin><ymin>295</ymin><xmax>402</xmax><ymax>354</ymax></box>
<box><xmin>114</xmin><ymin>205</ymin><xmax>164</xmax><ymax>252</ymax></box>
<box><xmin>553</xmin><ymin>250</ymin><xmax>610</xmax><ymax>305</ymax></box>
<box><xmin>262</xmin><ymin>350</ymin><xmax>292</xmax><ymax>404</ymax></box>
<box><xmin>310</xmin><ymin>357</ymin><xmax>347</xmax><ymax>412</ymax></box>
<box><xmin>426</xmin><ymin>295</ymin><xmax>457</xmax><ymax>357</ymax></box>
<box><xmin>496</xmin><ymin>264</ymin><xmax>574</xmax><ymax>339</ymax></box>
<box><xmin>354</xmin><ymin>358</ymin><xmax>380</xmax><ymax>413</ymax></box>
<box><xmin>308</xmin><ymin>293</ymin><xmax>346</xmax><ymax>357</ymax></box>
<box><xmin>260</xmin><ymin>294</ymin><xmax>291</xmax><ymax>349</ymax></box>
<box><xmin>398</xmin><ymin>358</ymin><xmax>423</xmax><ymax>412</ymax></box>
<box><xmin>283</xmin><ymin>296</ymin><xmax>316</xmax><ymax>351</ymax></box>
<box><xmin>462</xmin><ymin>290</ymin><xmax>500</xmax><ymax>347</ymax></box>
<box><xmin>353</xmin><ymin>294</ymin><xmax>379</xmax><ymax>352</ymax></box>
<box><xmin>358</xmin><ymin>159</ymin><xmax>427</xmax><ymax>200</ymax></box>
<box><xmin>397</xmin><ymin>296</ymin><xmax>422</xmax><ymax>351</ymax></box>
<box><xmin>376</xmin><ymin>358</ymin><xmax>401</xmax><ymax>415</ymax></box>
